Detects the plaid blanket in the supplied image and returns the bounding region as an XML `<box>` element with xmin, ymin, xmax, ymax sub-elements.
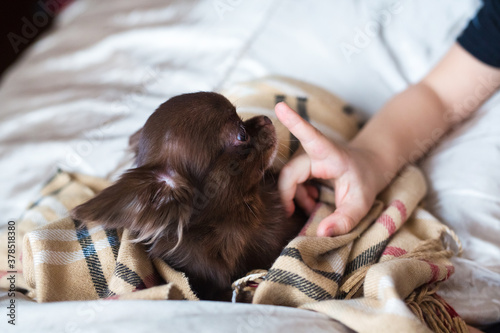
<box><xmin>0</xmin><ymin>77</ymin><xmax>467</xmax><ymax>333</ymax></box>
<box><xmin>253</xmin><ymin>166</ymin><xmax>465</xmax><ymax>333</ymax></box>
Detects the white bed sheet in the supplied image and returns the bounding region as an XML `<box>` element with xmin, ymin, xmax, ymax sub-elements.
<box><xmin>0</xmin><ymin>0</ymin><xmax>498</xmax><ymax>327</ymax></box>
<box><xmin>0</xmin><ymin>291</ymin><xmax>352</xmax><ymax>333</ymax></box>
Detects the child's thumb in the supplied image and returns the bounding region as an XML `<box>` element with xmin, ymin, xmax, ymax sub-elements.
<box><xmin>316</xmin><ymin>201</ymin><xmax>371</xmax><ymax>237</ymax></box>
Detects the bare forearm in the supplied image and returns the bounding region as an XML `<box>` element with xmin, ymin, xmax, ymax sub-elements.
<box><xmin>349</xmin><ymin>43</ymin><xmax>500</xmax><ymax>192</ymax></box>
<box><xmin>276</xmin><ymin>44</ymin><xmax>500</xmax><ymax>237</ymax></box>
<box><xmin>349</xmin><ymin>82</ymin><xmax>449</xmax><ymax>189</ymax></box>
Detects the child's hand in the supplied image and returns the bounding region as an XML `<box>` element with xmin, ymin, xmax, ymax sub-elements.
<box><xmin>275</xmin><ymin>102</ymin><xmax>386</xmax><ymax>237</ymax></box>
<box><xmin>275</xmin><ymin>45</ymin><xmax>500</xmax><ymax>238</ymax></box>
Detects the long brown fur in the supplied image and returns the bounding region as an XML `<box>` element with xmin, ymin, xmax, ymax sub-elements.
<box><xmin>71</xmin><ymin>92</ymin><xmax>303</xmax><ymax>300</ymax></box>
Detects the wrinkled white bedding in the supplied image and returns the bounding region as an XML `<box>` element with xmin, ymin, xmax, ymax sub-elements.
<box><xmin>0</xmin><ymin>0</ymin><xmax>499</xmax><ymax>329</ymax></box>
<box><xmin>0</xmin><ymin>291</ymin><xmax>352</xmax><ymax>333</ymax></box>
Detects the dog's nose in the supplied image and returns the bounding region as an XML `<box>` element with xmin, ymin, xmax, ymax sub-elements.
<box><xmin>263</xmin><ymin>116</ymin><xmax>272</xmax><ymax>125</ymax></box>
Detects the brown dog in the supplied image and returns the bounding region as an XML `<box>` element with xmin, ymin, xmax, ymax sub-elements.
<box><xmin>71</xmin><ymin>92</ymin><xmax>304</xmax><ymax>300</ymax></box>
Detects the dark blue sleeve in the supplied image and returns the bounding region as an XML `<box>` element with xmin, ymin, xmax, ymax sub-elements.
<box><xmin>457</xmin><ymin>0</ymin><xmax>500</xmax><ymax>68</ymax></box>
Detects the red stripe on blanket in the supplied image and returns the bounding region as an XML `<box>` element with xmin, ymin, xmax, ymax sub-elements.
<box><xmin>391</xmin><ymin>200</ymin><xmax>407</xmax><ymax>221</ymax></box>
<box><xmin>143</xmin><ymin>272</ymin><xmax>163</xmax><ymax>288</ymax></box>
<box><xmin>426</xmin><ymin>261</ymin><xmax>441</xmax><ymax>283</ymax></box>
<box><xmin>445</xmin><ymin>265</ymin><xmax>455</xmax><ymax>280</ymax></box>
<box><xmin>376</xmin><ymin>214</ymin><xmax>396</xmax><ymax>235</ymax></box>
<box><xmin>434</xmin><ymin>292</ymin><xmax>461</xmax><ymax>319</ymax></box>
<box><xmin>105</xmin><ymin>295</ymin><xmax>120</xmax><ymax>300</ymax></box>
<box><xmin>382</xmin><ymin>246</ymin><xmax>407</xmax><ymax>257</ymax></box>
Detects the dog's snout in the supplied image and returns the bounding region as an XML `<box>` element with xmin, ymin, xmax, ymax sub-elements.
<box><xmin>263</xmin><ymin>116</ymin><xmax>272</xmax><ymax>125</ymax></box>
<box><xmin>256</xmin><ymin>115</ymin><xmax>272</xmax><ymax>128</ymax></box>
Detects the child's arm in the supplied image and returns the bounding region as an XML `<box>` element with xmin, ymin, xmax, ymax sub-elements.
<box><xmin>276</xmin><ymin>43</ymin><xmax>500</xmax><ymax>237</ymax></box>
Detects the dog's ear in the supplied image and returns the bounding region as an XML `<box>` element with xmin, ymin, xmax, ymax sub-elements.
<box><xmin>128</xmin><ymin>127</ymin><xmax>142</xmax><ymax>158</ymax></box>
<box><xmin>70</xmin><ymin>165</ymin><xmax>193</xmax><ymax>243</ymax></box>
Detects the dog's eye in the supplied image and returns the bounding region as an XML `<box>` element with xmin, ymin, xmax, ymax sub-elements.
<box><xmin>237</xmin><ymin>126</ymin><xmax>247</xmax><ymax>142</ymax></box>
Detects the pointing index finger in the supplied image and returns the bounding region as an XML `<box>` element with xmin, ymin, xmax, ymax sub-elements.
<box><xmin>275</xmin><ymin>102</ymin><xmax>338</xmax><ymax>160</ymax></box>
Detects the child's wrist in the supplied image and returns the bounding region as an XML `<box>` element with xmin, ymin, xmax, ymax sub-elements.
<box><xmin>348</xmin><ymin>140</ymin><xmax>398</xmax><ymax>193</ymax></box>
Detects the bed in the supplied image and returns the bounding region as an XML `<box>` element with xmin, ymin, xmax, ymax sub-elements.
<box><xmin>1</xmin><ymin>0</ymin><xmax>499</xmax><ymax>331</ymax></box>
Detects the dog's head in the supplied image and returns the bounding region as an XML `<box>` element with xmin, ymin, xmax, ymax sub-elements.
<box><xmin>71</xmin><ymin>92</ymin><xmax>277</xmax><ymax>253</ymax></box>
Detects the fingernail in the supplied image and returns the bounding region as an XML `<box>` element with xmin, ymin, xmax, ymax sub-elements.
<box><xmin>318</xmin><ymin>226</ymin><xmax>332</xmax><ymax>237</ymax></box>
<box><xmin>323</xmin><ymin>223</ymin><xmax>343</xmax><ymax>237</ymax></box>
<box><xmin>323</xmin><ymin>227</ymin><xmax>334</xmax><ymax>237</ymax></box>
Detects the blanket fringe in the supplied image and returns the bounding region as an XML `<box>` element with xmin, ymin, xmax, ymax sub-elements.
<box><xmin>231</xmin><ymin>269</ymin><xmax>267</xmax><ymax>303</ymax></box>
<box><xmin>406</xmin><ymin>285</ymin><xmax>469</xmax><ymax>333</ymax></box>
<box><xmin>337</xmin><ymin>237</ymin><xmax>468</xmax><ymax>332</ymax></box>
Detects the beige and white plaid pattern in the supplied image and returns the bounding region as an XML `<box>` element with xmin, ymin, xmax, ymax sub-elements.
<box><xmin>0</xmin><ymin>77</ymin><xmax>466</xmax><ymax>332</ymax></box>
